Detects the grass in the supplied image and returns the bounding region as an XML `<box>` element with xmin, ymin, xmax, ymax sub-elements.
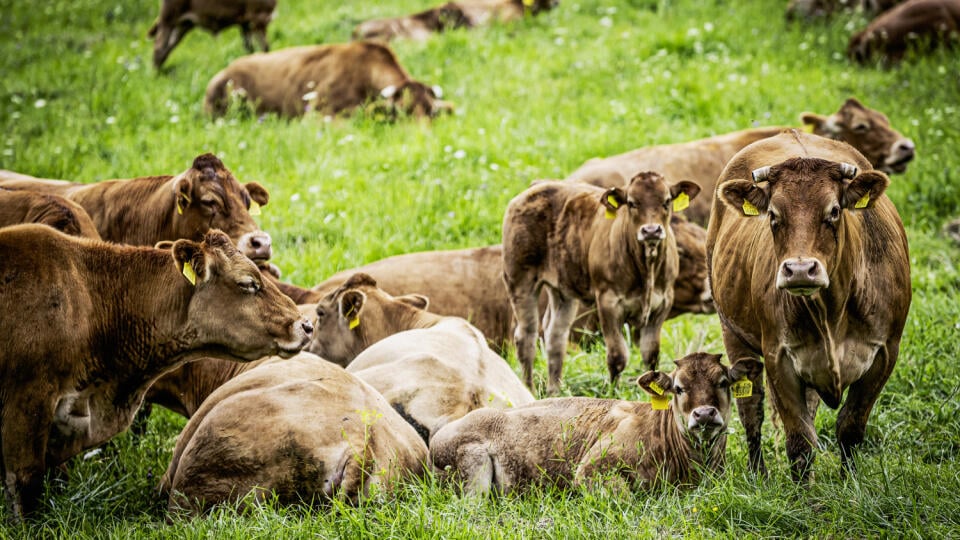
<box><xmin>2</xmin><ymin>0</ymin><xmax>960</xmax><ymax>536</ymax></box>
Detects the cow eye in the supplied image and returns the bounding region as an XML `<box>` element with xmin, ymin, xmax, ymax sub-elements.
<box><xmin>827</xmin><ymin>205</ymin><xmax>841</xmax><ymax>222</ymax></box>
<box><xmin>238</xmin><ymin>278</ymin><xmax>260</xmax><ymax>294</ymax></box>
<box><xmin>673</xmin><ymin>386</ymin><xmax>685</xmax><ymax>396</ymax></box>
<box><xmin>769</xmin><ymin>210</ymin><xmax>780</xmax><ymax>230</ymax></box>
<box><xmin>315</xmin><ymin>308</ymin><xmax>326</xmax><ymax>321</ymax></box>
<box><xmin>662</xmin><ymin>199</ymin><xmax>671</xmax><ymax>210</ymax></box>
<box><xmin>717</xmin><ymin>378</ymin><xmax>729</xmax><ymax>389</ymax></box>
<box><xmin>852</xmin><ymin>122</ymin><xmax>869</xmax><ymax>133</ymax></box>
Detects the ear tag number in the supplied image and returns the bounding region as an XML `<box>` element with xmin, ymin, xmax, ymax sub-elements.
<box><xmin>742</xmin><ymin>200</ymin><xmax>760</xmax><ymax>216</ymax></box>
<box><xmin>648</xmin><ymin>381</ymin><xmax>665</xmax><ymax>395</ymax></box>
<box><xmin>673</xmin><ymin>192</ymin><xmax>690</xmax><ymax>212</ymax></box>
<box><xmin>732</xmin><ymin>378</ymin><xmax>753</xmax><ymax>399</ymax></box>
<box><xmin>855</xmin><ymin>193</ymin><xmax>870</xmax><ymax>209</ymax></box>
<box><xmin>249</xmin><ymin>200</ymin><xmax>262</xmax><ymax>216</ymax></box>
<box><xmin>651</xmin><ymin>395</ymin><xmax>670</xmax><ymax>410</ymax></box>
<box><xmin>182</xmin><ymin>261</ymin><xmax>197</xmax><ymax>285</ymax></box>
<box><xmin>801</xmin><ymin>123</ymin><xmax>815</xmax><ymax>133</ymax></box>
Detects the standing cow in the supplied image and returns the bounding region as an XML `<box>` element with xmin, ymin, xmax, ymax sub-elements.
<box><xmin>707</xmin><ymin>130</ymin><xmax>911</xmax><ymax>481</ymax></box>
<box><xmin>848</xmin><ymin>0</ymin><xmax>960</xmax><ymax>65</ymax></box>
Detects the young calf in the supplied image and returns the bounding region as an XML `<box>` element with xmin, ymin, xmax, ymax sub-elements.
<box><xmin>430</xmin><ymin>353</ymin><xmax>762</xmax><ymax>494</ymax></box>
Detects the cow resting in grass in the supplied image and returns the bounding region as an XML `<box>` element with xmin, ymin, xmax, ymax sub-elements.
<box><xmin>148</xmin><ymin>0</ymin><xmax>277</xmax><ymax>68</ymax></box>
<box><xmin>848</xmin><ymin>0</ymin><xmax>960</xmax><ymax>65</ymax></box>
<box><xmin>502</xmin><ymin>173</ymin><xmax>701</xmax><ymax>395</ymax></box>
<box><xmin>706</xmin><ymin>130</ymin><xmax>911</xmax><ymax>482</ymax></box>
<box><xmin>430</xmin><ymin>353</ymin><xmax>763</xmax><ymax>494</ymax></box>
<box><xmin>0</xmin><ymin>226</ymin><xmax>312</xmax><ymax>521</ymax></box>
<box><xmin>204</xmin><ymin>42</ymin><xmax>454</xmax><ymax>119</ymax></box>
<box><xmin>0</xmin><ymin>188</ymin><xmax>101</xmax><ymax>239</ymax></box>
<box><xmin>308</xmin><ymin>273</ymin><xmax>534</xmax><ymax>442</ymax></box>
<box><xmin>564</xmin><ymin>98</ymin><xmax>914</xmax><ymax>225</ymax></box>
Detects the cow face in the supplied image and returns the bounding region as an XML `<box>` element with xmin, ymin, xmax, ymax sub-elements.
<box><xmin>170</xmin><ymin>153</ymin><xmax>273</xmax><ymax>263</ymax></box>
<box><xmin>378</xmin><ymin>81</ymin><xmax>454</xmax><ymax>119</ymax></box>
<box><xmin>171</xmin><ymin>229</ymin><xmax>313</xmax><ymax>359</ymax></box>
<box><xmin>670</xmin><ymin>216</ymin><xmax>714</xmax><ymax>315</ymax></box>
<box><xmin>718</xmin><ymin>157</ymin><xmax>890</xmax><ymax>296</ymax></box>
<box><xmin>602</xmin><ymin>172</ymin><xmax>701</xmax><ymax>256</ymax></box>
<box><xmin>801</xmin><ymin>98</ymin><xmax>915</xmax><ymax>174</ymax></box>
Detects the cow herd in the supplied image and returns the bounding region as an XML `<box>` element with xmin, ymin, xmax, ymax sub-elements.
<box><xmin>0</xmin><ymin>0</ymin><xmax>942</xmax><ymax>525</ymax></box>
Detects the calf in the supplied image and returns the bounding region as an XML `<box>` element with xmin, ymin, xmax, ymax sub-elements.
<box><xmin>148</xmin><ymin>0</ymin><xmax>277</xmax><ymax>69</ymax></box>
<box><xmin>430</xmin><ymin>353</ymin><xmax>762</xmax><ymax>494</ymax></box>
<box><xmin>0</xmin><ymin>154</ymin><xmax>273</xmax><ymax>265</ymax></box>
<box><xmin>204</xmin><ymin>42</ymin><xmax>453</xmax><ymax>119</ymax></box>
<box><xmin>503</xmin><ymin>174</ymin><xmax>700</xmax><ymax>394</ymax></box>
<box><xmin>353</xmin><ymin>0</ymin><xmax>558</xmax><ymax>42</ymax></box>
<box><xmin>565</xmin><ymin>98</ymin><xmax>914</xmax><ymax>225</ymax></box>
<box><xmin>707</xmin><ymin>130</ymin><xmax>911</xmax><ymax>481</ymax></box>
<box><xmin>0</xmin><ymin>188</ymin><xmax>101</xmax><ymax>239</ymax></box>
<box><xmin>0</xmin><ymin>226</ymin><xmax>312</xmax><ymax>520</ymax></box>
<box><xmin>848</xmin><ymin>0</ymin><xmax>960</xmax><ymax>65</ymax></box>
<box><xmin>308</xmin><ymin>273</ymin><xmax>534</xmax><ymax>442</ymax></box>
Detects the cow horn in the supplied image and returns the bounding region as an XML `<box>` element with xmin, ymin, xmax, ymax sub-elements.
<box><xmin>751</xmin><ymin>166</ymin><xmax>771</xmax><ymax>183</ymax></box>
<box><xmin>380</xmin><ymin>85</ymin><xmax>398</xmax><ymax>99</ymax></box>
<box><xmin>840</xmin><ymin>163</ymin><xmax>858</xmax><ymax>179</ymax></box>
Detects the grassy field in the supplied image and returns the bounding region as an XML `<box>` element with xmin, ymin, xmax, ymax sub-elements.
<box><xmin>2</xmin><ymin>0</ymin><xmax>960</xmax><ymax>536</ymax></box>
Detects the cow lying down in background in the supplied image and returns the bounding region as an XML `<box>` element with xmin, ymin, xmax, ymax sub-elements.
<box><xmin>0</xmin><ymin>187</ymin><xmax>101</xmax><ymax>239</ymax></box>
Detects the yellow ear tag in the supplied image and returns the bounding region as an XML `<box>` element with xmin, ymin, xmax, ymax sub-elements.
<box><xmin>348</xmin><ymin>315</ymin><xmax>360</xmax><ymax>330</ymax></box>
<box><xmin>249</xmin><ymin>200</ymin><xmax>261</xmax><ymax>216</ymax></box>
<box><xmin>523</xmin><ymin>0</ymin><xmax>534</xmax><ymax>6</ymax></box>
<box><xmin>742</xmin><ymin>200</ymin><xmax>760</xmax><ymax>216</ymax></box>
<box><xmin>648</xmin><ymin>380</ymin><xmax>665</xmax><ymax>396</ymax></box>
<box><xmin>605</xmin><ymin>209</ymin><xmax>616</xmax><ymax>220</ymax></box>
<box><xmin>182</xmin><ymin>261</ymin><xmax>197</xmax><ymax>285</ymax></box>
<box><xmin>176</xmin><ymin>200</ymin><xmax>184</xmax><ymax>215</ymax></box>
<box><xmin>673</xmin><ymin>192</ymin><xmax>690</xmax><ymax>212</ymax></box>
<box><xmin>731</xmin><ymin>378</ymin><xmax>753</xmax><ymax>399</ymax></box>
<box><xmin>605</xmin><ymin>194</ymin><xmax>619</xmax><ymax>220</ymax></box>
<box><xmin>651</xmin><ymin>395</ymin><xmax>670</xmax><ymax>410</ymax></box>
<box><xmin>854</xmin><ymin>193</ymin><xmax>870</xmax><ymax>209</ymax></box>
<box><xmin>801</xmin><ymin>123</ymin><xmax>815</xmax><ymax>133</ymax></box>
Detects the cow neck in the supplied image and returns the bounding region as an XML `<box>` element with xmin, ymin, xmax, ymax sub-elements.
<box><xmin>71</xmin><ymin>176</ymin><xmax>177</xmax><ymax>245</ymax></box>
<box><xmin>613</xmin><ymin>218</ymin><xmax>671</xmax><ymax>305</ymax></box>
<box><xmin>353</xmin><ymin>302</ymin><xmax>443</xmax><ymax>359</ymax></box>
<box><xmin>654</xmin><ymin>407</ymin><xmax>726</xmax><ymax>485</ymax></box>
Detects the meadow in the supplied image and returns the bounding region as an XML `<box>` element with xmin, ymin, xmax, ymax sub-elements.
<box><xmin>1</xmin><ymin>0</ymin><xmax>960</xmax><ymax>537</ymax></box>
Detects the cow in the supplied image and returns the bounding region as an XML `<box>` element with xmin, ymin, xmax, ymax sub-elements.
<box><xmin>0</xmin><ymin>188</ymin><xmax>101</xmax><ymax>239</ymax></box>
<box><xmin>786</xmin><ymin>0</ymin><xmax>904</xmax><ymax>20</ymax></box>
<box><xmin>848</xmin><ymin>0</ymin><xmax>960</xmax><ymax>65</ymax></box>
<box><xmin>706</xmin><ymin>130</ymin><xmax>911</xmax><ymax>482</ymax></box>
<box><xmin>0</xmin><ymin>226</ymin><xmax>312</xmax><ymax>521</ymax></box>
<box><xmin>502</xmin><ymin>173</ymin><xmax>701</xmax><ymax>395</ymax></box>
<box><xmin>352</xmin><ymin>0</ymin><xmax>559</xmax><ymax>42</ymax></box>
<box><xmin>430</xmin><ymin>353</ymin><xmax>763</xmax><ymax>494</ymax></box>
<box><xmin>148</xmin><ymin>0</ymin><xmax>277</xmax><ymax>69</ymax></box>
<box><xmin>307</xmin><ymin>273</ymin><xmax>534</xmax><ymax>441</ymax></box>
<box><xmin>161</xmin><ymin>353</ymin><xmax>427</xmax><ymax>515</ymax></box>
<box><xmin>0</xmin><ymin>154</ymin><xmax>273</xmax><ymax>265</ymax></box>
<box><xmin>204</xmin><ymin>42</ymin><xmax>454</xmax><ymax>119</ymax></box>
<box><xmin>564</xmin><ymin>98</ymin><xmax>915</xmax><ymax>225</ymax></box>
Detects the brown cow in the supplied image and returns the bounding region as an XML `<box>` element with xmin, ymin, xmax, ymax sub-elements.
<box><xmin>0</xmin><ymin>226</ymin><xmax>312</xmax><ymax>520</ymax></box>
<box><xmin>352</xmin><ymin>0</ymin><xmax>558</xmax><ymax>42</ymax></box>
<box><xmin>848</xmin><ymin>0</ymin><xmax>960</xmax><ymax>65</ymax></box>
<box><xmin>204</xmin><ymin>42</ymin><xmax>454</xmax><ymax>119</ymax></box>
<box><xmin>148</xmin><ymin>0</ymin><xmax>277</xmax><ymax>69</ymax></box>
<box><xmin>0</xmin><ymin>188</ymin><xmax>101</xmax><ymax>239</ymax></box>
<box><xmin>161</xmin><ymin>353</ymin><xmax>427</xmax><ymax>514</ymax></box>
<box><xmin>307</xmin><ymin>274</ymin><xmax>534</xmax><ymax>441</ymax></box>
<box><xmin>503</xmin><ymin>174</ymin><xmax>701</xmax><ymax>395</ymax></box>
<box><xmin>707</xmin><ymin>130</ymin><xmax>911</xmax><ymax>481</ymax></box>
<box><xmin>0</xmin><ymin>154</ymin><xmax>273</xmax><ymax>264</ymax></box>
<box><xmin>430</xmin><ymin>353</ymin><xmax>763</xmax><ymax>494</ymax></box>
<box><xmin>786</xmin><ymin>0</ymin><xmax>904</xmax><ymax>19</ymax></box>
<box><xmin>565</xmin><ymin>98</ymin><xmax>915</xmax><ymax>225</ymax></box>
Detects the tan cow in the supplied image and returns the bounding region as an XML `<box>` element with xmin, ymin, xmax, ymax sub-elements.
<box><xmin>353</xmin><ymin>0</ymin><xmax>559</xmax><ymax>42</ymax></box>
<box><xmin>0</xmin><ymin>188</ymin><xmax>101</xmax><ymax>239</ymax></box>
<box><xmin>848</xmin><ymin>0</ymin><xmax>960</xmax><ymax>65</ymax></box>
<box><xmin>148</xmin><ymin>0</ymin><xmax>277</xmax><ymax>68</ymax></box>
<box><xmin>307</xmin><ymin>273</ymin><xmax>534</xmax><ymax>441</ymax></box>
<box><xmin>707</xmin><ymin>130</ymin><xmax>911</xmax><ymax>481</ymax></box>
<box><xmin>204</xmin><ymin>42</ymin><xmax>454</xmax><ymax>119</ymax></box>
<box><xmin>0</xmin><ymin>154</ymin><xmax>273</xmax><ymax>264</ymax></box>
<box><xmin>430</xmin><ymin>353</ymin><xmax>763</xmax><ymax>494</ymax></box>
<box><xmin>503</xmin><ymin>174</ymin><xmax>701</xmax><ymax>395</ymax></box>
<box><xmin>564</xmin><ymin>98</ymin><xmax>915</xmax><ymax>225</ymax></box>
<box><xmin>0</xmin><ymin>226</ymin><xmax>311</xmax><ymax>520</ymax></box>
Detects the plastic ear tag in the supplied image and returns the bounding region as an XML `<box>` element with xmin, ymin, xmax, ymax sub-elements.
<box><xmin>742</xmin><ymin>200</ymin><xmax>760</xmax><ymax>216</ymax></box>
<box><xmin>801</xmin><ymin>123</ymin><xmax>815</xmax><ymax>133</ymax></box>
<box><xmin>249</xmin><ymin>200</ymin><xmax>261</xmax><ymax>216</ymax></box>
<box><xmin>731</xmin><ymin>378</ymin><xmax>753</xmax><ymax>399</ymax></box>
<box><xmin>673</xmin><ymin>192</ymin><xmax>690</xmax><ymax>212</ymax></box>
<box><xmin>523</xmin><ymin>0</ymin><xmax>534</xmax><ymax>6</ymax></box>
<box><xmin>607</xmin><ymin>194</ymin><xmax>620</xmax><ymax>209</ymax></box>
<box><xmin>648</xmin><ymin>381</ymin><xmax>665</xmax><ymax>396</ymax></box>
<box><xmin>651</xmin><ymin>395</ymin><xmax>670</xmax><ymax>410</ymax></box>
<box><xmin>176</xmin><ymin>200</ymin><xmax>184</xmax><ymax>215</ymax></box>
<box><xmin>855</xmin><ymin>193</ymin><xmax>870</xmax><ymax>209</ymax></box>
<box><xmin>182</xmin><ymin>261</ymin><xmax>197</xmax><ymax>285</ymax></box>
<box><xmin>348</xmin><ymin>315</ymin><xmax>360</xmax><ymax>330</ymax></box>
<box><xmin>605</xmin><ymin>209</ymin><xmax>616</xmax><ymax>220</ymax></box>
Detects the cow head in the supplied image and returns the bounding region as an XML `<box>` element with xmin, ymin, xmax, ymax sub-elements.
<box><xmin>718</xmin><ymin>157</ymin><xmax>890</xmax><ymax>296</ymax></box>
<box><xmin>670</xmin><ymin>216</ymin><xmax>714</xmax><ymax>315</ymax></box>
<box><xmin>171</xmin><ymin>229</ymin><xmax>313</xmax><ymax>359</ymax></box>
<box><xmin>637</xmin><ymin>352</ymin><xmax>762</xmax><ymax>439</ymax></box>
<box><xmin>378</xmin><ymin>81</ymin><xmax>454</xmax><ymax>119</ymax></box>
<box><xmin>170</xmin><ymin>153</ymin><xmax>273</xmax><ymax>264</ymax></box>
<box><xmin>602</xmin><ymin>171</ymin><xmax>701</xmax><ymax>257</ymax></box>
<box><xmin>801</xmin><ymin>98</ymin><xmax>915</xmax><ymax>174</ymax></box>
<box><xmin>308</xmin><ymin>273</ymin><xmax>429</xmax><ymax>366</ymax></box>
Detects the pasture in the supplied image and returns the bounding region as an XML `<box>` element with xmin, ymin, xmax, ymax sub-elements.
<box><xmin>2</xmin><ymin>0</ymin><xmax>959</xmax><ymax>536</ymax></box>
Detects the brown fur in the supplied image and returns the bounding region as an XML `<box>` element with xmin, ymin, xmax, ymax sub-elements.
<box><xmin>564</xmin><ymin>98</ymin><xmax>914</xmax><ymax>225</ymax></box>
<box><xmin>706</xmin><ymin>130</ymin><xmax>911</xmax><ymax>482</ymax></box>
<box><xmin>848</xmin><ymin>0</ymin><xmax>960</xmax><ymax>65</ymax></box>
<box><xmin>0</xmin><ymin>188</ymin><xmax>101</xmax><ymax>239</ymax></box>
<box><xmin>786</xmin><ymin>0</ymin><xmax>904</xmax><ymax>19</ymax></box>
<box><xmin>0</xmin><ymin>226</ymin><xmax>311</xmax><ymax>520</ymax></box>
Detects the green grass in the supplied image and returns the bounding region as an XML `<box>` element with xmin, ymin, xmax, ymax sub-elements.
<box><xmin>2</xmin><ymin>0</ymin><xmax>960</xmax><ymax>536</ymax></box>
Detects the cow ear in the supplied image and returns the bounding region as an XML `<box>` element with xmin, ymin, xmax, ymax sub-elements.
<box><xmin>172</xmin><ymin>175</ymin><xmax>193</xmax><ymax>215</ymax></box>
<box><xmin>339</xmin><ymin>290</ymin><xmax>366</xmax><ymax>329</ymax></box>
<box><xmin>245</xmin><ymin>182</ymin><xmax>270</xmax><ymax>207</ymax></box>
<box><xmin>670</xmin><ymin>180</ymin><xmax>701</xmax><ymax>212</ymax></box>
<box><xmin>718</xmin><ymin>179</ymin><xmax>769</xmax><ymax>217</ymax></box>
<box><xmin>171</xmin><ymin>239</ymin><xmax>207</xmax><ymax>285</ymax></box>
<box><xmin>601</xmin><ymin>187</ymin><xmax>626</xmax><ymax>213</ymax></box>
<box><xmin>842</xmin><ymin>171</ymin><xmax>889</xmax><ymax>210</ymax></box>
<box><xmin>799</xmin><ymin>112</ymin><xmax>826</xmax><ymax>133</ymax></box>
<box><xmin>396</xmin><ymin>293</ymin><xmax>429</xmax><ymax>311</ymax></box>
<box><xmin>728</xmin><ymin>358</ymin><xmax>764</xmax><ymax>383</ymax></box>
<box><xmin>637</xmin><ymin>371</ymin><xmax>674</xmax><ymax>397</ymax></box>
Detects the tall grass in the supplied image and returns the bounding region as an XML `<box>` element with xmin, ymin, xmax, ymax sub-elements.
<box><xmin>1</xmin><ymin>0</ymin><xmax>959</xmax><ymax>536</ymax></box>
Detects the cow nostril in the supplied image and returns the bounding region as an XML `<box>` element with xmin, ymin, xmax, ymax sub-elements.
<box><xmin>807</xmin><ymin>263</ymin><xmax>820</xmax><ymax>278</ymax></box>
<box><xmin>250</xmin><ymin>239</ymin><xmax>262</xmax><ymax>249</ymax></box>
<box><xmin>301</xmin><ymin>320</ymin><xmax>314</xmax><ymax>335</ymax></box>
<box><xmin>782</xmin><ymin>265</ymin><xmax>794</xmax><ymax>278</ymax></box>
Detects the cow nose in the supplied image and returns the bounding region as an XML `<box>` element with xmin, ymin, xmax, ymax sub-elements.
<box><xmin>301</xmin><ymin>319</ymin><xmax>314</xmax><ymax>336</ymax></box>
<box><xmin>690</xmin><ymin>406</ymin><xmax>721</xmax><ymax>428</ymax></box>
<box><xmin>639</xmin><ymin>224</ymin><xmax>665</xmax><ymax>242</ymax></box>
<box><xmin>893</xmin><ymin>139</ymin><xmax>915</xmax><ymax>160</ymax></box>
<box><xmin>238</xmin><ymin>231</ymin><xmax>273</xmax><ymax>262</ymax></box>
<box><xmin>777</xmin><ymin>258</ymin><xmax>829</xmax><ymax>294</ymax></box>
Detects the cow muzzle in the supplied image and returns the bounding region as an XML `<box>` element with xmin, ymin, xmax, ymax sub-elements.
<box><xmin>638</xmin><ymin>224</ymin><xmax>666</xmax><ymax>245</ymax></box>
<box><xmin>882</xmin><ymin>138</ymin><xmax>915</xmax><ymax>174</ymax></box>
<box><xmin>777</xmin><ymin>257</ymin><xmax>829</xmax><ymax>295</ymax></box>
<box><xmin>688</xmin><ymin>406</ymin><xmax>724</xmax><ymax>433</ymax></box>
<box><xmin>276</xmin><ymin>317</ymin><xmax>314</xmax><ymax>357</ymax></box>
<box><xmin>237</xmin><ymin>230</ymin><xmax>273</xmax><ymax>263</ymax></box>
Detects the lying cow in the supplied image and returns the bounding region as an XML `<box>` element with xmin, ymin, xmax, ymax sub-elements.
<box><xmin>565</xmin><ymin>98</ymin><xmax>914</xmax><ymax>225</ymax></box>
<box><xmin>308</xmin><ymin>273</ymin><xmax>534</xmax><ymax>441</ymax></box>
<box><xmin>848</xmin><ymin>0</ymin><xmax>960</xmax><ymax>65</ymax></box>
<box><xmin>0</xmin><ymin>154</ymin><xmax>273</xmax><ymax>265</ymax></box>
<box><xmin>430</xmin><ymin>353</ymin><xmax>763</xmax><ymax>494</ymax></box>
<box><xmin>0</xmin><ymin>226</ymin><xmax>311</xmax><ymax>520</ymax></box>
<box><xmin>148</xmin><ymin>0</ymin><xmax>277</xmax><ymax>69</ymax></box>
<box><xmin>204</xmin><ymin>42</ymin><xmax>453</xmax><ymax>119</ymax></box>
<box><xmin>161</xmin><ymin>353</ymin><xmax>426</xmax><ymax>514</ymax></box>
<box><xmin>503</xmin><ymin>173</ymin><xmax>701</xmax><ymax>394</ymax></box>
<box><xmin>707</xmin><ymin>130</ymin><xmax>911</xmax><ymax>481</ymax></box>
<box><xmin>0</xmin><ymin>188</ymin><xmax>101</xmax><ymax>239</ymax></box>
<box><xmin>353</xmin><ymin>0</ymin><xmax>559</xmax><ymax>42</ymax></box>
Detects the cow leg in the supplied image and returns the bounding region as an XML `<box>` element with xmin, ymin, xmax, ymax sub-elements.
<box><xmin>153</xmin><ymin>23</ymin><xmax>191</xmax><ymax>69</ymax></box>
<box><xmin>596</xmin><ymin>290</ymin><xmax>628</xmax><ymax>386</ymax></box>
<box><xmin>721</xmin><ymin>324</ymin><xmax>767</xmax><ymax>475</ymax></box>
<box><xmin>2</xmin><ymin>398</ymin><xmax>54</xmax><ymax>520</ymax></box>
<box><xmin>767</xmin><ymin>353</ymin><xmax>818</xmax><ymax>483</ymax></box>
<box><xmin>544</xmin><ymin>289</ymin><xmax>578</xmax><ymax>395</ymax></box>
<box><xmin>637</xmin><ymin>310</ymin><xmax>669</xmax><ymax>372</ymax></box>
<box><xmin>836</xmin><ymin>342</ymin><xmax>898</xmax><ymax>474</ymax></box>
<box><xmin>246</xmin><ymin>24</ymin><xmax>270</xmax><ymax>52</ymax></box>
<box><xmin>240</xmin><ymin>23</ymin><xmax>255</xmax><ymax>53</ymax></box>
<box><xmin>506</xmin><ymin>278</ymin><xmax>541</xmax><ymax>391</ymax></box>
